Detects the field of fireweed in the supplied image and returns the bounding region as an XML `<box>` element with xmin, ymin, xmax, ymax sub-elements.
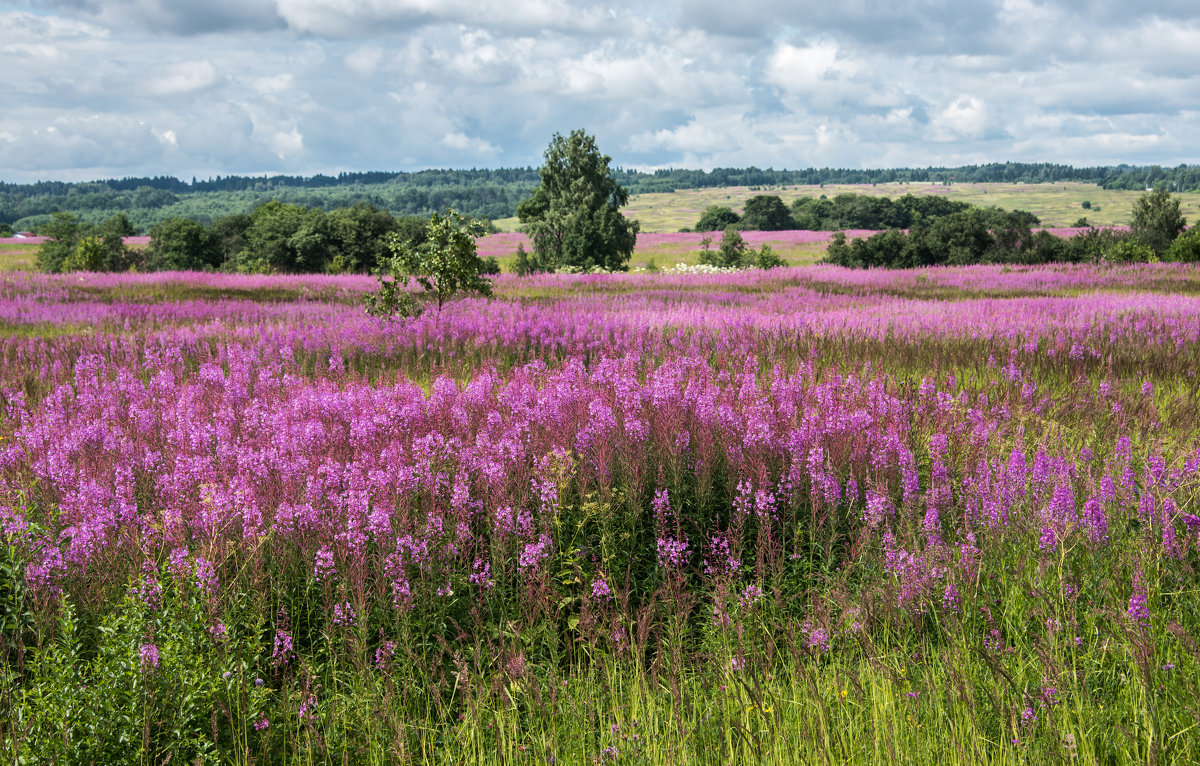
<box><xmin>1</xmin><ymin>263</ymin><xmax>1200</xmax><ymax>764</ymax></box>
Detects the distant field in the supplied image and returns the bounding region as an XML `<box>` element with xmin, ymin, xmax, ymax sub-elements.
<box><xmin>0</xmin><ymin>242</ymin><xmax>38</xmax><ymax>271</ymax></box>
<box><xmin>496</xmin><ymin>182</ymin><xmax>1200</xmax><ymax>232</ymax></box>
<box><xmin>476</xmin><ymin>230</ymin><xmax>885</xmax><ymax>269</ymax></box>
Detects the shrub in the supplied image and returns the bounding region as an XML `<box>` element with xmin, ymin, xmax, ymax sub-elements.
<box><xmin>1165</xmin><ymin>227</ymin><xmax>1200</xmax><ymax>263</ymax></box>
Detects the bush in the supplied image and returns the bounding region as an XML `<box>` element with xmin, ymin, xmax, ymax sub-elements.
<box><xmin>694</xmin><ymin>205</ymin><xmax>740</xmax><ymax>232</ymax></box>
<box><xmin>1165</xmin><ymin>227</ymin><xmax>1200</xmax><ymax>263</ymax></box>
<box><xmin>1103</xmin><ymin>237</ymin><xmax>1156</xmax><ymax>263</ymax></box>
<box><xmin>754</xmin><ymin>243</ymin><xmax>787</xmax><ymax>269</ymax></box>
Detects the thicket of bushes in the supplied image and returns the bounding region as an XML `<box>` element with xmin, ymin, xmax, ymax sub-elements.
<box><xmin>35</xmin><ymin>203</ymin><xmax>500</xmax><ymax>275</ymax></box>
<box><xmin>825</xmin><ymin>189</ymin><xmax>1196</xmax><ymax>269</ymax></box>
<box><xmin>693</xmin><ymin>193</ymin><xmax>1038</xmax><ymax>233</ymax></box>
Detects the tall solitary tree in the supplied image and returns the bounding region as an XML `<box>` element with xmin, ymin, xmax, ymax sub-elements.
<box><xmin>1130</xmin><ymin>188</ymin><xmax>1186</xmax><ymax>257</ymax></box>
<box><xmin>516</xmin><ymin>130</ymin><xmax>638</xmax><ymax>272</ymax></box>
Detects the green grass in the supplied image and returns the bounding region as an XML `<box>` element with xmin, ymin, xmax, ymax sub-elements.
<box><xmin>0</xmin><ymin>243</ymin><xmax>38</xmax><ymax>271</ymax></box>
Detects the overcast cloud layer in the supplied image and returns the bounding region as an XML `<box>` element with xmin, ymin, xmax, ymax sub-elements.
<box><xmin>1</xmin><ymin>0</ymin><xmax>1198</xmax><ymax>182</ymax></box>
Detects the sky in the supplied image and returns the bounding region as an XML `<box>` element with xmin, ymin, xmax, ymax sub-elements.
<box><xmin>2</xmin><ymin>0</ymin><xmax>1199</xmax><ymax>183</ymax></box>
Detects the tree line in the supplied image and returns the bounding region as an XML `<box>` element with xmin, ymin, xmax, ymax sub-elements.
<box><xmin>7</xmin><ymin>162</ymin><xmax>1200</xmax><ymax>231</ymax></box>
<box><xmin>36</xmin><ymin>203</ymin><xmax>502</xmax><ymax>275</ymax></box>
<box><xmin>824</xmin><ymin>189</ymin><xmax>1199</xmax><ymax>269</ymax></box>
<box><xmin>28</xmin><ymin>132</ymin><xmax>1200</xmax><ymax>278</ymax></box>
<box><xmin>690</xmin><ymin>193</ymin><xmax>1041</xmax><ymax>233</ymax></box>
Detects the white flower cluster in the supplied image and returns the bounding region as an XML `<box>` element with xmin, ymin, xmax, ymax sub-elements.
<box><xmin>630</xmin><ymin>263</ymin><xmax>741</xmax><ymax>275</ymax></box>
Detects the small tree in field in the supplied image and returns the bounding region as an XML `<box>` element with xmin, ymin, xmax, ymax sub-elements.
<box><xmin>365</xmin><ymin>209</ymin><xmax>493</xmax><ymax>319</ymax></box>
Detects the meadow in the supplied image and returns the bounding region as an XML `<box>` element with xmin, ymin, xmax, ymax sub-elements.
<box><xmin>0</xmin><ymin>243</ymin><xmax>39</xmax><ymax>272</ymax></box>
<box><xmin>1</xmin><ymin>260</ymin><xmax>1199</xmax><ymax>764</ymax></box>
<box><xmin>495</xmin><ymin>182</ymin><xmax>1200</xmax><ymax>233</ymax></box>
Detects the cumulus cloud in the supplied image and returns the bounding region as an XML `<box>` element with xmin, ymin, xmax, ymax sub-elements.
<box><xmin>440</xmin><ymin>132</ymin><xmax>500</xmax><ymax>156</ymax></box>
<box><xmin>0</xmin><ymin>1</ymin><xmax>1198</xmax><ymax>182</ymax></box>
<box><xmin>143</xmin><ymin>60</ymin><xmax>222</xmax><ymax>97</ymax></box>
<box><xmin>273</xmin><ymin>0</ymin><xmax>615</xmax><ymax>37</ymax></box>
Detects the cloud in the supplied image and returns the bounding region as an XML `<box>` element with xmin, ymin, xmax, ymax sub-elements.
<box><xmin>935</xmin><ymin>96</ymin><xmax>991</xmax><ymax>140</ymax></box>
<box><xmin>273</xmin><ymin>0</ymin><xmax>614</xmax><ymax>37</ymax></box>
<box><xmin>765</xmin><ymin>43</ymin><xmax>841</xmax><ymax>90</ymax></box>
<box><xmin>440</xmin><ymin>132</ymin><xmax>500</xmax><ymax>156</ymax></box>
<box><xmin>143</xmin><ymin>60</ymin><xmax>221</xmax><ymax>97</ymax></box>
<box><xmin>22</xmin><ymin>0</ymin><xmax>283</xmax><ymax>34</ymax></box>
<box><xmin>1</xmin><ymin>1</ymin><xmax>1199</xmax><ymax>183</ymax></box>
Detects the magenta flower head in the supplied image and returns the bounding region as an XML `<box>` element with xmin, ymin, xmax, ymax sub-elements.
<box><xmin>591</xmin><ymin>577</ymin><xmax>612</xmax><ymax>601</ymax></box>
<box><xmin>139</xmin><ymin>643</ymin><xmax>160</xmax><ymax>672</ymax></box>
<box><xmin>1127</xmin><ymin>569</ymin><xmax>1150</xmax><ymax>627</ymax></box>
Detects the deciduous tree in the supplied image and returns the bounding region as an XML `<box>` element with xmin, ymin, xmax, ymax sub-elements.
<box><xmin>1130</xmin><ymin>188</ymin><xmax>1186</xmax><ymax>256</ymax></box>
<box><xmin>517</xmin><ymin>130</ymin><xmax>638</xmax><ymax>271</ymax></box>
<box><xmin>366</xmin><ymin>209</ymin><xmax>493</xmax><ymax>318</ymax></box>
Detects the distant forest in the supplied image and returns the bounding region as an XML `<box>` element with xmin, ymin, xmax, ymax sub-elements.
<box><xmin>3</xmin><ymin>162</ymin><xmax>1199</xmax><ymax>231</ymax></box>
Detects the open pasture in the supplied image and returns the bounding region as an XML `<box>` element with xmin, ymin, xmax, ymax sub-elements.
<box><xmin>1</xmin><ymin>263</ymin><xmax>1199</xmax><ymax>764</ymax></box>
<box><xmin>0</xmin><ymin>242</ymin><xmax>39</xmax><ymax>272</ymax></box>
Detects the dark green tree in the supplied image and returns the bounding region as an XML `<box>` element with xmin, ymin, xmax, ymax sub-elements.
<box><xmin>1166</xmin><ymin>227</ymin><xmax>1200</xmax><ymax>263</ymax></box>
<box><xmin>232</xmin><ymin>202</ymin><xmax>325</xmax><ymax>273</ymax></box>
<box><xmin>36</xmin><ymin>212</ymin><xmax>85</xmax><ymax>273</ymax></box>
<box><xmin>148</xmin><ymin>218</ymin><xmax>222</xmax><ymax>271</ymax></box>
<box><xmin>209</xmin><ymin>214</ymin><xmax>252</xmax><ymax>266</ymax></box>
<box><xmin>94</xmin><ymin>213</ymin><xmax>140</xmax><ymax>271</ymax></box>
<box><xmin>366</xmin><ymin>209</ymin><xmax>494</xmax><ymax>318</ymax></box>
<box><xmin>740</xmin><ymin>195</ymin><xmax>792</xmax><ymax>230</ymax></box>
<box><xmin>694</xmin><ymin>205</ymin><xmax>741</xmax><ymax>232</ymax></box>
<box><xmin>1130</xmin><ymin>188</ymin><xmax>1186</xmax><ymax>257</ymax></box>
<box><xmin>0</xmin><ymin>223</ymin><xmax>13</xmax><ymax>237</ymax></box>
<box><xmin>516</xmin><ymin>130</ymin><xmax>638</xmax><ymax>271</ymax></box>
<box><xmin>325</xmin><ymin>203</ymin><xmax>398</xmax><ymax>273</ymax></box>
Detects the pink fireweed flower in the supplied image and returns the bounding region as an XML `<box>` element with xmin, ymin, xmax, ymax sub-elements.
<box><xmin>519</xmin><ymin>534</ymin><xmax>552</xmax><ymax>571</ymax></box>
<box><xmin>139</xmin><ymin>643</ymin><xmax>160</xmax><ymax>671</ymax></box>
<box><xmin>1128</xmin><ymin>570</ymin><xmax>1150</xmax><ymax>627</ymax></box>
<box><xmin>313</xmin><ymin>546</ymin><xmax>336</xmax><ymax>582</ymax></box>
<box><xmin>332</xmin><ymin>601</ymin><xmax>357</xmax><ymax>627</ymax></box>
<box><xmin>375</xmin><ymin>640</ymin><xmax>397</xmax><ymax>669</ymax></box>
<box><xmin>739</xmin><ymin>584</ymin><xmax>762</xmax><ymax>608</ymax></box>
<box><xmin>591</xmin><ymin>577</ymin><xmax>612</xmax><ymax>601</ymax></box>
<box><xmin>272</xmin><ymin>629</ymin><xmax>294</xmax><ymax>666</ymax></box>
<box><xmin>942</xmin><ymin>583</ymin><xmax>960</xmax><ymax>613</ymax></box>
<box><xmin>657</xmin><ymin>536</ymin><xmax>690</xmax><ymax>570</ymax></box>
<box><xmin>805</xmin><ymin>623</ymin><xmax>830</xmax><ymax>653</ymax></box>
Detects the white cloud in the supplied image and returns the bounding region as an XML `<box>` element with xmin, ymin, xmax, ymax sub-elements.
<box><xmin>628</xmin><ymin>121</ymin><xmax>726</xmax><ymax>155</ymax></box>
<box><xmin>766</xmin><ymin>42</ymin><xmax>840</xmax><ymax>89</ymax></box>
<box><xmin>271</xmin><ymin>128</ymin><xmax>303</xmax><ymax>159</ymax></box>
<box><xmin>935</xmin><ymin>95</ymin><xmax>990</xmax><ymax>140</ymax></box>
<box><xmin>344</xmin><ymin>44</ymin><xmax>384</xmax><ymax>75</ymax></box>
<box><xmin>1</xmin><ymin>1</ymin><xmax>1199</xmax><ymax>183</ymax></box>
<box><xmin>0</xmin><ymin>10</ymin><xmax>109</xmax><ymax>39</ymax></box>
<box><xmin>145</xmin><ymin>60</ymin><xmax>221</xmax><ymax>97</ymax></box>
<box><xmin>440</xmin><ymin>132</ymin><xmax>499</xmax><ymax>156</ymax></box>
<box><xmin>273</xmin><ymin>0</ymin><xmax>612</xmax><ymax>37</ymax></box>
